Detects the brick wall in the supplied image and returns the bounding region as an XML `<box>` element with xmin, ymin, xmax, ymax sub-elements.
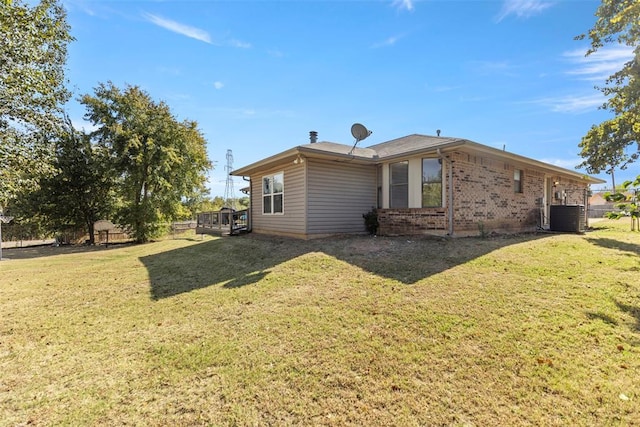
<box><xmin>377</xmin><ymin>208</ymin><xmax>447</xmax><ymax>236</ymax></box>
<box><xmin>449</xmin><ymin>151</ymin><xmax>542</xmax><ymax>234</ymax></box>
<box><xmin>376</xmin><ymin>149</ymin><xmax>590</xmax><ymax>237</ymax></box>
<box><xmin>552</xmin><ymin>179</ymin><xmax>589</xmax><ymax>206</ymax></box>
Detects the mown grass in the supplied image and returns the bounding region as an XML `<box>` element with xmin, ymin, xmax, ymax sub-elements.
<box><xmin>1</xmin><ymin>219</ymin><xmax>638</xmax><ymax>426</ymax></box>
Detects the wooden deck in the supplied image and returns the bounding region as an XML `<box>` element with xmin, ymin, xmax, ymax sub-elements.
<box><xmin>196</xmin><ymin>209</ymin><xmax>249</xmax><ymax>236</ymax></box>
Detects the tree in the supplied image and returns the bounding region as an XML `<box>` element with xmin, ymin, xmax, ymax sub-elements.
<box><xmin>577</xmin><ymin>0</ymin><xmax>640</xmax><ymax>174</ymax></box>
<box><xmin>197</xmin><ymin>196</ymin><xmax>226</xmax><ymax>213</ymax></box>
<box><xmin>1</xmin><ymin>0</ymin><xmax>73</xmax><ymax>211</ymax></box>
<box><xmin>28</xmin><ymin>118</ymin><xmax>115</xmax><ymax>244</ymax></box>
<box><xmin>237</xmin><ymin>196</ymin><xmax>250</xmax><ymax>210</ymax></box>
<box><xmin>181</xmin><ymin>190</ymin><xmax>213</xmax><ymax>220</ymax></box>
<box><xmin>81</xmin><ymin>82</ymin><xmax>212</xmax><ymax>243</ymax></box>
<box><xmin>0</xmin><ymin>129</ymin><xmax>54</xmax><ymax>208</ymax></box>
<box><xmin>604</xmin><ymin>174</ymin><xmax>640</xmax><ymax>231</ymax></box>
<box><xmin>0</xmin><ymin>0</ymin><xmax>73</xmax><ymax>133</ymax></box>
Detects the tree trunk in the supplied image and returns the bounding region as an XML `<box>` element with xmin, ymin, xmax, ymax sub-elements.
<box><xmin>87</xmin><ymin>220</ymin><xmax>95</xmax><ymax>245</ymax></box>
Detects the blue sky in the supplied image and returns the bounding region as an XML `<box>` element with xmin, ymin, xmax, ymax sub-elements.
<box><xmin>61</xmin><ymin>0</ymin><xmax>637</xmax><ymax>196</ymax></box>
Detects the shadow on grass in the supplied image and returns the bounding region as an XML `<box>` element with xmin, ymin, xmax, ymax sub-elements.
<box><xmin>586</xmin><ymin>312</ymin><xmax>618</xmax><ymax>326</ymax></box>
<box><xmin>585</xmin><ymin>237</ymin><xmax>640</xmax><ymax>258</ymax></box>
<box><xmin>1</xmin><ymin>242</ymin><xmax>135</xmax><ymax>260</ymax></box>
<box><xmin>140</xmin><ymin>233</ymin><xmax>550</xmax><ymax>300</ymax></box>
<box><xmin>616</xmin><ymin>301</ymin><xmax>640</xmax><ymax>332</ymax></box>
<box><xmin>2</xmin><ymin>236</ymin><xmax>207</xmax><ymax>261</ymax></box>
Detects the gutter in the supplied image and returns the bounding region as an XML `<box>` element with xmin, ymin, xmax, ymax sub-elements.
<box><xmin>437</xmin><ymin>148</ymin><xmax>454</xmax><ymax>236</ymax></box>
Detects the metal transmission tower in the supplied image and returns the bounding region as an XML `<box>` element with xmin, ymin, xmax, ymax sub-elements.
<box><xmin>223</xmin><ymin>149</ymin><xmax>236</xmax><ymax>209</ymax></box>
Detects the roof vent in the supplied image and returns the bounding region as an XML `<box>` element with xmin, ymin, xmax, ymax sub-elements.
<box><xmin>309</xmin><ymin>131</ymin><xmax>318</xmax><ymax>143</ymax></box>
<box><xmin>436</xmin><ymin>129</ymin><xmax>441</xmax><ymax>137</ymax></box>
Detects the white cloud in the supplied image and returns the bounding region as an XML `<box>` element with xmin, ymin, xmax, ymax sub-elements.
<box><xmin>564</xmin><ymin>46</ymin><xmax>634</xmax><ymax>81</ymax></box>
<box><xmin>371</xmin><ymin>34</ymin><xmax>405</xmax><ymax>49</ymax></box>
<box><xmin>214</xmin><ymin>81</ymin><xmax>224</xmax><ymax>90</ymax></box>
<box><xmin>65</xmin><ymin>0</ymin><xmax>97</xmax><ymax>16</ymax></box>
<box><xmin>229</xmin><ymin>39</ymin><xmax>251</xmax><ymax>49</ymax></box>
<box><xmin>143</xmin><ymin>13</ymin><xmax>211</xmax><ymax>44</ymax></box>
<box><xmin>496</xmin><ymin>0</ymin><xmax>554</xmax><ymax>22</ymax></box>
<box><xmin>531</xmin><ymin>94</ymin><xmax>605</xmax><ymax>114</ymax></box>
<box><xmin>392</xmin><ymin>0</ymin><xmax>414</xmax><ymax>12</ymax></box>
<box><xmin>468</xmin><ymin>60</ymin><xmax>519</xmax><ymax>77</ymax></box>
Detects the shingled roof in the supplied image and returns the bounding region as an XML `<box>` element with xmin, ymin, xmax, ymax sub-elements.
<box><xmin>231</xmin><ymin>134</ymin><xmax>605</xmax><ymax>184</ymax></box>
<box><xmin>366</xmin><ymin>134</ymin><xmax>464</xmax><ymax>158</ymax></box>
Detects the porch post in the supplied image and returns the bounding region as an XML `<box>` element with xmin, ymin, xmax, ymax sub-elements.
<box><xmin>437</xmin><ymin>149</ymin><xmax>454</xmax><ymax>236</ymax></box>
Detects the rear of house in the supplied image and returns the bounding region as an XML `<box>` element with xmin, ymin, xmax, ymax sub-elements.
<box><xmin>236</xmin><ymin>144</ymin><xmax>377</xmax><ymax>239</ymax></box>
<box><xmin>374</xmin><ymin>139</ymin><xmax>594</xmax><ymax>236</ymax></box>
<box><xmin>231</xmin><ymin>134</ymin><xmax>604</xmax><ymax>239</ymax></box>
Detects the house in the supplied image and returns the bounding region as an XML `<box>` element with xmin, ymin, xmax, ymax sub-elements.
<box><xmin>588</xmin><ymin>190</ymin><xmax>633</xmax><ymax>218</ymax></box>
<box><xmin>230</xmin><ymin>133</ymin><xmax>605</xmax><ymax>239</ymax></box>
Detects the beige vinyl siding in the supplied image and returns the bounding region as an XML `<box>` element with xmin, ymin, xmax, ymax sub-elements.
<box><xmin>250</xmin><ymin>163</ymin><xmax>306</xmax><ymax>235</ymax></box>
<box><xmin>306</xmin><ymin>159</ymin><xmax>377</xmax><ymax>234</ymax></box>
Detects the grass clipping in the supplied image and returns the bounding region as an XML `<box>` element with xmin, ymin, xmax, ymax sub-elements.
<box><xmin>1</xmin><ymin>220</ymin><xmax>639</xmax><ymax>426</ymax></box>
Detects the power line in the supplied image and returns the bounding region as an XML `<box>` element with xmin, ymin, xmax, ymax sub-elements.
<box><xmin>223</xmin><ymin>149</ymin><xmax>236</xmax><ymax>210</ymax></box>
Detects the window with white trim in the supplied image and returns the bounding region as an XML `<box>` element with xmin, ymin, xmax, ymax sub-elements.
<box><xmin>422</xmin><ymin>158</ymin><xmax>442</xmax><ymax>207</ymax></box>
<box><xmin>514</xmin><ymin>169</ymin><xmax>523</xmax><ymax>193</ymax></box>
<box><xmin>263</xmin><ymin>172</ymin><xmax>284</xmax><ymax>214</ymax></box>
<box><xmin>389</xmin><ymin>161</ymin><xmax>409</xmax><ymax>208</ymax></box>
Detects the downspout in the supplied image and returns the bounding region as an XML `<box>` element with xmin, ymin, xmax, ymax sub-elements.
<box><xmin>437</xmin><ymin>149</ymin><xmax>454</xmax><ymax>236</ymax></box>
<box><xmin>243</xmin><ymin>176</ymin><xmax>252</xmax><ymax>232</ymax></box>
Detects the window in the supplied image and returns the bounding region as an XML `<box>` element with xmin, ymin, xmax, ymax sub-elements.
<box><xmin>390</xmin><ymin>161</ymin><xmax>408</xmax><ymax>208</ymax></box>
<box><xmin>422</xmin><ymin>158</ymin><xmax>442</xmax><ymax>207</ymax></box>
<box><xmin>263</xmin><ymin>172</ymin><xmax>284</xmax><ymax>214</ymax></box>
<box><xmin>514</xmin><ymin>169</ymin><xmax>523</xmax><ymax>193</ymax></box>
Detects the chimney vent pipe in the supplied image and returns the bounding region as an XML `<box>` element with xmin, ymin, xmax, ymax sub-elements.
<box><xmin>309</xmin><ymin>131</ymin><xmax>318</xmax><ymax>143</ymax></box>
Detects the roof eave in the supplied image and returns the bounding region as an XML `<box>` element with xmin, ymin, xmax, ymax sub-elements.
<box><xmin>231</xmin><ymin>147</ymin><xmax>299</xmax><ymax>176</ymax></box>
<box><xmin>231</xmin><ymin>137</ymin><xmax>605</xmax><ymax>185</ymax></box>
<box><xmin>371</xmin><ymin>139</ymin><xmax>467</xmax><ymax>162</ymax></box>
<box><xmin>459</xmin><ymin>141</ymin><xmax>606</xmax><ymax>184</ymax></box>
<box><xmin>231</xmin><ymin>146</ymin><xmax>374</xmax><ymax>176</ymax></box>
<box><xmin>297</xmin><ymin>146</ymin><xmax>374</xmax><ymax>163</ymax></box>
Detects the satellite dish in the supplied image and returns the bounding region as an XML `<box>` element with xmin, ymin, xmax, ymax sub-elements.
<box><xmin>351</xmin><ymin>123</ymin><xmax>372</xmax><ymax>142</ymax></box>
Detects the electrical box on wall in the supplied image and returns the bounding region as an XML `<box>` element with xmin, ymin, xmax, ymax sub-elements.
<box><xmin>554</xmin><ymin>192</ymin><xmax>562</xmax><ymax>200</ymax></box>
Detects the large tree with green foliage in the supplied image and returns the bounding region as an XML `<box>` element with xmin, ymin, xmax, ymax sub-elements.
<box><xmin>0</xmin><ymin>129</ymin><xmax>54</xmax><ymax>208</ymax></box>
<box><xmin>0</xmin><ymin>0</ymin><xmax>72</xmax><ymax>133</ymax></box>
<box><xmin>23</xmin><ymin>118</ymin><xmax>115</xmax><ymax>244</ymax></box>
<box><xmin>0</xmin><ymin>0</ymin><xmax>73</xmax><ymax>209</ymax></box>
<box><xmin>577</xmin><ymin>0</ymin><xmax>639</xmax><ymax>174</ymax></box>
<box><xmin>81</xmin><ymin>82</ymin><xmax>212</xmax><ymax>243</ymax></box>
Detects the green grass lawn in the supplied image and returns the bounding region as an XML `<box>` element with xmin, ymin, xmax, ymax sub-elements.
<box><xmin>1</xmin><ymin>220</ymin><xmax>639</xmax><ymax>426</ymax></box>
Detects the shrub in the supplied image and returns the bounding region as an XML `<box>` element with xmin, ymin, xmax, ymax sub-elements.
<box><xmin>362</xmin><ymin>208</ymin><xmax>378</xmax><ymax>235</ymax></box>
